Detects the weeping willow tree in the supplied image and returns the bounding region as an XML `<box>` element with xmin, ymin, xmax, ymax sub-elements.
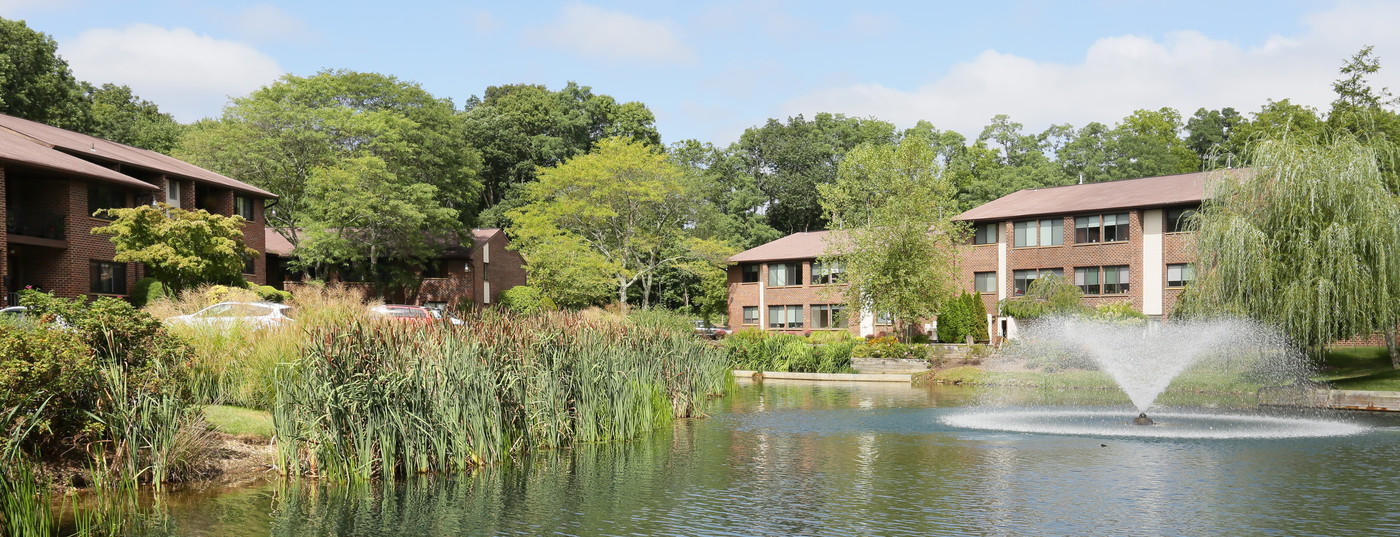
<box><xmin>1179</xmin><ymin>136</ymin><xmax>1400</xmax><ymax>365</ymax></box>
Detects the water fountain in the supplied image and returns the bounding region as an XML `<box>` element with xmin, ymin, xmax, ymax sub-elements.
<box><xmin>942</xmin><ymin>316</ymin><xmax>1367</xmax><ymax>439</ymax></box>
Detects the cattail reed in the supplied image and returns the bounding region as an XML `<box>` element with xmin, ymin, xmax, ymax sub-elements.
<box><xmin>273</xmin><ymin>311</ymin><xmax>728</xmax><ymax>480</ymax></box>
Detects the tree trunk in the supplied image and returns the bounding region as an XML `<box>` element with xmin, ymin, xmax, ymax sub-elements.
<box><xmin>642</xmin><ymin>272</ymin><xmax>653</xmax><ymax>310</ymax></box>
<box><xmin>1387</xmin><ymin>327</ymin><xmax>1400</xmax><ymax>369</ymax></box>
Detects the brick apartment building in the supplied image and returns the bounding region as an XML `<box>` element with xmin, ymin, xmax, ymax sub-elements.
<box><xmin>265</xmin><ymin>227</ymin><xmax>527</xmax><ymax>310</ymax></box>
<box><xmin>0</xmin><ymin>113</ymin><xmax>276</xmax><ymax>306</ymax></box>
<box><xmin>726</xmin><ymin>169</ymin><xmax>1237</xmax><ymax>338</ymax></box>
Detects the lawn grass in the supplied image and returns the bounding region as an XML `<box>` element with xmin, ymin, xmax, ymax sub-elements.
<box><xmin>202</xmin><ymin>404</ymin><xmax>274</xmax><ymax>439</ymax></box>
<box><xmin>1318</xmin><ymin>346</ymin><xmax>1400</xmax><ymax>391</ymax></box>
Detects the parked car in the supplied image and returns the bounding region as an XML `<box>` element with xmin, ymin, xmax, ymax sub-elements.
<box><xmin>693</xmin><ymin>320</ymin><xmax>727</xmax><ymax>340</ymax></box>
<box><xmin>166</xmin><ymin>301</ymin><xmax>294</xmax><ymax>329</ymax></box>
<box><xmin>0</xmin><ymin>306</ymin><xmax>70</xmax><ymax>328</ymax></box>
<box><xmin>370</xmin><ymin>305</ymin><xmax>465</xmax><ymax>326</ymax></box>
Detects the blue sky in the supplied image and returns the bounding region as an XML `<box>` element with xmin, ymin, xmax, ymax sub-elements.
<box><xmin>3</xmin><ymin>1</ymin><xmax>1396</xmax><ymax>146</ymax></box>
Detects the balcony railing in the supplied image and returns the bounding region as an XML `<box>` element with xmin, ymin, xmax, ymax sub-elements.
<box><xmin>6</xmin><ymin>208</ymin><xmax>66</xmax><ymax>240</ymax></box>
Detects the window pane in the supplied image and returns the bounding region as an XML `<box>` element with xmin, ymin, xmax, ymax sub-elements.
<box><xmin>768</xmin><ymin>306</ymin><xmax>784</xmax><ymax>328</ymax></box>
<box><xmin>1075</xmin><ymin>216</ymin><xmax>1099</xmax><ymax>243</ymax></box>
<box><xmin>743</xmin><ymin>306</ymin><xmax>758</xmax><ymax>324</ymax></box>
<box><xmin>975</xmin><ymin>272</ymin><xmax>996</xmax><ymax>293</ymax></box>
<box><xmin>787</xmin><ymin>305</ymin><xmax>804</xmax><ymax>328</ymax></box>
<box><xmin>767</xmin><ymin>264</ymin><xmax>786</xmax><ymax>287</ymax></box>
<box><xmin>1039</xmin><ymin>218</ymin><xmax>1062</xmax><ymax>246</ymax></box>
<box><xmin>1014</xmin><ymin>221</ymin><xmax>1035</xmax><ymax>247</ymax></box>
<box><xmin>975</xmin><ymin>223</ymin><xmax>997</xmax><ymax>245</ymax></box>
<box><xmin>741</xmin><ymin>264</ymin><xmax>759</xmax><ymax>283</ymax></box>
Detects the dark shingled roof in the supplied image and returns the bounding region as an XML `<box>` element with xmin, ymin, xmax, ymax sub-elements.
<box><xmin>955</xmin><ymin>169</ymin><xmax>1247</xmax><ymax>222</ymax></box>
<box><xmin>728</xmin><ymin>231</ymin><xmax>841</xmax><ymax>263</ymax></box>
<box><xmin>0</xmin><ymin>113</ymin><xmax>275</xmax><ymax>198</ymax></box>
<box><xmin>265</xmin><ymin>227</ymin><xmax>503</xmax><ymax>258</ymax></box>
<box><xmin>0</xmin><ymin>128</ymin><xmax>158</xmax><ymax>190</ymax></box>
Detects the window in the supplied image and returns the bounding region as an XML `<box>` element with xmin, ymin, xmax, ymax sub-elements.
<box><xmin>1165</xmin><ymin>207</ymin><xmax>1196</xmax><ymax>233</ymax></box>
<box><xmin>767</xmin><ymin>305</ymin><xmax>803</xmax><ymax>329</ymax></box>
<box><xmin>1015</xmin><ymin>218</ymin><xmax>1063</xmax><ymax>248</ymax></box>
<box><xmin>90</xmin><ymin>261</ymin><xmax>127</xmax><ymax>295</ymax></box>
<box><xmin>1102</xmin><ymin>213</ymin><xmax>1129</xmax><ymax>242</ymax></box>
<box><xmin>1103</xmin><ymin>266</ymin><xmax>1130</xmax><ymax>294</ymax></box>
<box><xmin>1074</xmin><ymin>267</ymin><xmax>1100</xmax><ymax>295</ymax></box>
<box><xmin>974</xmin><ymin>272</ymin><xmax>997</xmax><ymax>294</ymax></box>
<box><xmin>812</xmin><ymin>304</ymin><xmax>847</xmax><ymax>329</ymax></box>
<box><xmin>973</xmin><ymin>222</ymin><xmax>998</xmax><ymax>245</ymax></box>
<box><xmin>1039</xmin><ymin>218</ymin><xmax>1063</xmax><ymax>246</ymax></box>
<box><xmin>742</xmin><ymin>306</ymin><xmax>759</xmax><ymax>325</ymax></box>
<box><xmin>88</xmin><ymin>186</ymin><xmax>126</xmax><ymax>217</ymax></box>
<box><xmin>421</xmin><ymin>262</ymin><xmax>447</xmax><ymax>279</ymax></box>
<box><xmin>234</xmin><ymin>195</ymin><xmax>255</xmax><ymax>220</ymax></box>
<box><xmin>812</xmin><ymin>260</ymin><xmax>843</xmax><ymax>285</ymax></box>
<box><xmin>767</xmin><ymin>262</ymin><xmax>801</xmax><ymax>287</ymax></box>
<box><xmin>1167</xmin><ymin>264</ymin><xmax>1195</xmax><ymax>287</ymax></box>
<box><xmin>875</xmin><ymin>311</ymin><xmax>894</xmax><ymax>325</ymax></box>
<box><xmin>1075</xmin><ymin>215</ymin><xmax>1100</xmax><ymax>243</ymax></box>
<box><xmin>1012</xmin><ymin>268</ymin><xmax>1061</xmax><ymax>296</ymax></box>
<box><xmin>242</xmin><ymin>254</ymin><xmax>256</xmax><ymax>275</ymax></box>
<box><xmin>740</xmin><ymin>264</ymin><xmax>760</xmax><ymax>283</ymax></box>
<box><xmin>1075</xmin><ymin>213</ymin><xmax>1130</xmax><ymax>243</ymax></box>
<box><xmin>1013</xmin><ymin>220</ymin><xmax>1035</xmax><ymax>247</ymax></box>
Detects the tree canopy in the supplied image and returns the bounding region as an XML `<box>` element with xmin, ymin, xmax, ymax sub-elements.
<box><xmin>177</xmin><ymin>69</ymin><xmax>482</xmax><ymax>264</ymax></box>
<box><xmin>819</xmin><ymin>136</ymin><xmax>965</xmax><ymax>341</ymax></box>
<box><xmin>508</xmin><ymin>137</ymin><xmax>713</xmax><ymax>308</ymax></box>
<box><xmin>0</xmin><ymin>17</ymin><xmax>86</xmax><ymax>129</ymax></box>
<box><xmin>1178</xmin><ymin>137</ymin><xmax>1400</xmax><ymax>361</ymax></box>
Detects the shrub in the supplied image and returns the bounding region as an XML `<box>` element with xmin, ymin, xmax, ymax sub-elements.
<box><xmin>131</xmin><ymin>277</ymin><xmax>169</xmax><ymax>308</ymax></box>
<box><xmin>937</xmin><ymin>296</ymin><xmax>969</xmax><ymax>343</ymax></box>
<box><xmin>808</xmin><ymin>330</ymin><xmax>854</xmax><ymax>344</ymax></box>
<box><xmin>501</xmin><ymin>285</ymin><xmax>547</xmax><ymax>315</ymax></box>
<box><xmin>1092</xmin><ymin>302</ymin><xmax>1147</xmax><ymax>323</ymax></box>
<box><xmin>253</xmin><ymin>284</ymin><xmax>292</xmax><ymax>303</ymax></box>
<box><xmin>965</xmin><ymin>292</ymin><xmax>990</xmax><ymax>341</ymax></box>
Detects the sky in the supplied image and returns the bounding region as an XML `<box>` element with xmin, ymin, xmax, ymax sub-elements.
<box><xmin>3</xmin><ymin>0</ymin><xmax>1399</xmax><ymax>146</ymax></box>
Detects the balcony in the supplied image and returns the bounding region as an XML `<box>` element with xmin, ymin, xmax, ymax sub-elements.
<box><xmin>6</xmin><ymin>207</ymin><xmax>67</xmax><ymax>247</ymax></box>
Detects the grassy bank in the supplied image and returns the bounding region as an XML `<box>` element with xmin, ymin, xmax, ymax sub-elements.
<box><xmin>274</xmin><ymin>311</ymin><xmax>729</xmax><ymax>480</ymax></box>
<box><xmin>1318</xmin><ymin>347</ymin><xmax>1400</xmax><ymax>391</ymax></box>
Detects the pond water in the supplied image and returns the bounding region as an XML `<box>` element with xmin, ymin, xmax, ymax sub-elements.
<box><xmin>144</xmin><ymin>381</ymin><xmax>1400</xmax><ymax>536</ymax></box>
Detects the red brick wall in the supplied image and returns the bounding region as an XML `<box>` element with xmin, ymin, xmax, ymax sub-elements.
<box><xmin>481</xmin><ymin>232</ymin><xmax>526</xmax><ymax>307</ymax></box>
<box><xmin>1161</xmin><ymin>230</ymin><xmax>1193</xmax><ymax>314</ymax></box>
<box><xmin>239</xmin><ymin>195</ymin><xmax>266</xmax><ymax>285</ymax></box>
<box><xmin>725</xmin><ymin>259</ymin><xmax>856</xmax><ymax>335</ymax></box>
<box><xmin>0</xmin><ymin>166</ymin><xmax>6</xmax><ymax>306</ymax></box>
<box><xmin>994</xmin><ymin>213</ymin><xmax>1140</xmax><ymax>311</ymax></box>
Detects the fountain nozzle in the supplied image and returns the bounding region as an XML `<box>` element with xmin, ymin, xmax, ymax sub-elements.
<box><xmin>1133</xmin><ymin>413</ymin><xmax>1154</xmax><ymax>426</ymax></box>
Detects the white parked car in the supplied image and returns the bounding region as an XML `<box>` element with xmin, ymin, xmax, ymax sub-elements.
<box><xmin>166</xmin><ymin>301</ymin><xmax>294</xmax><ymax>329</ymax></box>
<box><xmin>0</xmin><ymin>306</ymin><xmax>70</xmax><ymax>328</ymax></box>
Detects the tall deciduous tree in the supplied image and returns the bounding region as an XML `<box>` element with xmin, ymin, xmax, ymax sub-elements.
<box><xmin>464</xmin><ymin>82</ymin><xmax>661</xmax><ymax>226</ymax></box>
<box><xmin>91</xmin><ymin>204</ymin><xmax>256</xmax><ymax>295</ymax></box>
<box><xmin>738</xmin><ymin>113</ymin><xmax>897</xmax><ymax>234</ymax></box>
<box><xmin>0</xmin><ymin>17</ymin><xmax>87</xmax><ymax>129</ymax></box>
<box><xmin>508</xmin><ymin>137</ymin><xmax>702</xmax><ymax>307</ymax></box>
<box><xmin>297</xmin><ymin>155</ymin><xmax>461</xmax><ymax>286</ymax></box>
<box><xmin>85</xmin><ymin>83</ymin><xmax>183</xmax><ymax>154</ymax></box>
<box><xmin>1179</xmin><ymin>137</ymin><xmax>1400</xmax><ymax>364</ymax></box>
<box><xmin>818</xmin><ymin>136</ymin><xmax>966</xmax><ymax>341</ymax></box>
<box><xmin>177</xmin><ymin>69</ymin><xmax>481</xmax><ymax>254</ymax></box>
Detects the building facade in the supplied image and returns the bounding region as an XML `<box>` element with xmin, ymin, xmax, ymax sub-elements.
<box><xmin>725</xmin><ymin>170</ymin><xmax>1234</xmax><ymax>338</ymax></box>
<box><xmin>266</xmin><ymin>227</ymin><xmax>528</xmax><ymax>310</ymax></box>
<box><xmin>1</xmin><ymin>113</ymin><xmax>276</xmax><ymax>306</ymax></box>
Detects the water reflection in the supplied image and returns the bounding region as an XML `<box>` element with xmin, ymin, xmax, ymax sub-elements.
<box><xmin>133</xmin><ymin>381</ymin><xmax>1400</xmax><ymax>536</ymax></box>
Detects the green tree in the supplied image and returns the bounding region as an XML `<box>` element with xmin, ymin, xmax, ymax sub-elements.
<box><xmin>739</xmin><ymin>113</ymin><xmax>898</xmax><ymax>234</ymax></box>
<box><xmin>297</xmin><ymin>155</ymin><xmax>461</xmax><ymax>286</ymax></box>
<box><xmin>818</xmin><ymin>137</ymin><xmax>965</xmax><ymax>342</ymax></box>
<box><xmin>91</xmin><ymin>204</ymin><xmax>256</xmax><ymax>295</ymax></box>
<box><xmin>936</xmin><ymin>294</ymin><xmax>969</xmax><ymax>343</ymax></box>
<box><xmin>1231</xmin><ymin>99</ymin><xmax>1325</xmax><ymax>147</ymax></box>
<box><xmin>1179</xmin><ymin>137</ymin><xmax>1400</xmax><ymax>364</ymax></box>
<box><xmin>464</xmin><ymin>82</ymin><xmax>661</xmax><ymax>226</ymax></box>
<box><xmin>84</xmin><ymin>83</ymin><xmax>183</xmax><ymax>154</ymax></box>
<box><xmin>0</xmin><ymin>17</ymin><xmax>87</xmax><ymax>129</ymax></box>
<box><xmin>999</xmin><ymin>273</ymin><xmax>1086</xmax><ymax>319</ymax></box>
<box><xmin>668</xmin><ymin>139</ymin><xmax>779</xmax><ymax>250</ymax></box>
<box><xmin>1185</xmin><ymin>107</ymin><xmax>1244</xmax><ymax>166</ymax></box>
<box><xmin>1106</xmin><ymin>107</ymin><xmax>1201</xmax><ymax>179</ymax></box>
<box><xmin>177</xmin><ymin>69</ymin><xmax>481</xmax><ymax>252</ymax></box>
<box><xmin>508</xmin><ymin>137</ymin><xmax>703</xmax><ymax>307</ymax></box>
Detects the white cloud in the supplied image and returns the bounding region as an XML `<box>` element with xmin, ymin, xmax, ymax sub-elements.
<box><xmin>223</xmin><ymin>4</ymin><xmax>317</xmax><ymax>43</ymax></box>
<box><xmin>523</xmin><ymin>4</ymin><xmax>693</xmax><ymax>65</ymax></box>
<box><xmin>777</xmin><ymin>1</ymin><xmax>1400</xmax><ymax>138</ymax></box>
<box><xmin>62</xmin><ymin>24</ymin><xmax>284</xmax><ymax>122</ymax></box>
